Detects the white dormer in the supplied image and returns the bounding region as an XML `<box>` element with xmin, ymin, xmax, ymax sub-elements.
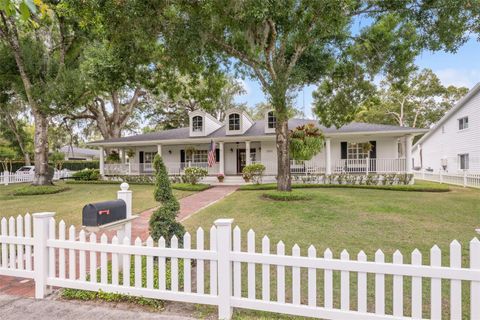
<box><xmin>264</xmin><ymin>109</ymin><xmax>276</xmax><ymax>133</ymax></box>
<box><xmin>224</xmin><ymin>108</ymin><xmax>254</xmax><ymax>135</ymax></box>
<box><xmin>189</xmin><ymin>109</ymin><xmax>223</xmax><ymax>137</ymax></box>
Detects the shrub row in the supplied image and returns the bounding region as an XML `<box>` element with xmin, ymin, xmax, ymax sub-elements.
<box><xmin>239</xmin><ymin>182</ymin><xmax>450</xmax><ymax>192</ymax></box>
<box><xmin>7</xmin><ymin>160</ymin><xmax>99</xmax><ymax>172</ymax></box>
<box><xmin>291</xmin><ymin>173</ymin><xmax>414</xmax><ymax>186</ymax></box>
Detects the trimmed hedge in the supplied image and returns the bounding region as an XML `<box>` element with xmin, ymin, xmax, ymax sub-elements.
<box><xmin>7</xmin><ymin>160</ymin><xmax>99</xmax><ymax>172</ymax></box>
<box><xmin>12</xmin><ymin>185</ymin><xmax>69</xmax><ymax>196</ymax></box>
<box><xmin>262</xmin><ymin>190</ymin><xmax>313</xmax><ymax>201</ymax></box>
<box><xmin>171</xmin><ymin>183</ymin><xmax>210</xmax><ymax>191</ymax></box>
<box><xmin>240</xmin><ymin>183</ymin><xmax>450</xmax><ymax>192</ymax></box>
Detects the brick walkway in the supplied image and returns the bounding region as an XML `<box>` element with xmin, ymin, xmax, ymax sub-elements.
<box><xmin>0</xmin><ymin>185</ymin><xmax>238</xmax><ymax>298</ymax></box>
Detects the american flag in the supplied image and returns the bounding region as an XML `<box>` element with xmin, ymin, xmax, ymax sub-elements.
<box><xmin>207</xmin><ymin>140</ymin><xmax>216</xmax><ymax>167</ymax></box>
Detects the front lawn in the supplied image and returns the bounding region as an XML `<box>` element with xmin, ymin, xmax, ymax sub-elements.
<box><xmin>183</xmin><ymin>182</ymin><xmax>480</xmax><ymax>319</ymax></box>
<box><xmin>0</xmin><ymin>181</ymin><xmax>194</xmax><ymax>226</ymax></box>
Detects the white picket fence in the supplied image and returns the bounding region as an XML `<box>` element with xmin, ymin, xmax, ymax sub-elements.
<box><xmin>1</xmin><ymin>213</ymin><xmax>480</xmax><ymax>319</ymax></box>
<box><xmin>414</xmin><ymin>171</ymin><xmax>480</xmax><ymax>188</ymax></box>
<box><xmin>0</xmin><ymin>170</ymin><xmax>72</xmax><ymax>185</ymax></box>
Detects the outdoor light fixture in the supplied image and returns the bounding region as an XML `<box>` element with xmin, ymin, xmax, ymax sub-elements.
<box><xmin>230</xmin><ymin>148</ymin><xmax>234</xmax><ymax>152</ymax></box>
<box><xmin>169</xmin><ymin>150</ymin><xmax>172</xmax><ymax>154</ymax></box>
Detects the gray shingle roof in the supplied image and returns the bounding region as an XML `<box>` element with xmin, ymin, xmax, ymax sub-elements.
<box><xmin>89</xmin><ymin>119</ymin><xmax>425</xmax><ymax>145</ymax></box>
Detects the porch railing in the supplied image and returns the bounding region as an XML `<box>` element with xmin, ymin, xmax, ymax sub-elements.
<box><xmin>104</xmin><ymin>158</ymin><xmax>407</xmax><ymax>176</ymax></box>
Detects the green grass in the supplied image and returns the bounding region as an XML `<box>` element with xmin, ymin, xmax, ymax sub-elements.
<box><xmin>0</xmin><ymin>181</ymin><xmax>194</xmax><ymax>226</ymax></box>
<box><xmin>171</xmin><ymin>183</ymin><xmax>211</xmax><ymax>191</ymax></box>
<box><xmin>239</xmin><ymin>180</ymin><xmax>450</xmax><ymax>192</ymax></box>
<box><xmin>12</xmin><ymin>184</ymin><xmax>69</xmax><ymax>196</ymax></box>
<box><xmin>183</xmin><ymin>181</ymin><xmax>479</xmax><ymax>319</ymax></box>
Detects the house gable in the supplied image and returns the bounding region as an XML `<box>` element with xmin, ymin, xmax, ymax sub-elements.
<box><xmin>188</xmin><ymin>109</ymin><xmax>223</xmax><ymax>137</ymax></box>
<box><xmin>224</xmin><ymin>108</ymin><xmax>254</xmax><ymax>135</ymax></box>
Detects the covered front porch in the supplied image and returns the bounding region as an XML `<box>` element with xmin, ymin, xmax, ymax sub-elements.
<box><xmin>100</xmin><ymin>134</ymin><xmax>414</xmax><ymax>177</ymax></box>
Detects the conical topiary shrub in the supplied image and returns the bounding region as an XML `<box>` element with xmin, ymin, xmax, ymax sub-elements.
<box><xmin>149</xmin><ymin>154</ymin><xmax>185</xmax><ymax>244</ymax></box>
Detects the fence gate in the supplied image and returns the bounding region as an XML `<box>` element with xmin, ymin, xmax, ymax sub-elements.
<box><xmin>1</xmin><ymin>213</ymin><xmax>480</xmax><ymax>320</ymax></box>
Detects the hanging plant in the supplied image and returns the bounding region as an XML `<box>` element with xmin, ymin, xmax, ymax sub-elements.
<box><xmin>362</xmin><ymin>142</ymin><xmax>373</xmax><ymax>154</ymax></box>
<box><xmin>289</xmin><ymin>123</ymin><xmax>325</xmax><ymax>161</ymax></box>
<box><xmin>185</xmin><ymin>146</ymin><xmax>196</xmax><ymax>157</ymax></box>
<box><xmin>126</xmin><ymin>149</ymin><xmax>136</xmax><ymax>158</ymax></box>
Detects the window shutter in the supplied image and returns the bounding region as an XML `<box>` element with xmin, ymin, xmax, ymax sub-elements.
<box><xmin>139</xmin><ymin>151</ymin><xmax>144</xmax><ymax>163</ymax></box>
<box><xmin>180</xmin><ymin>150</ymin><xmax>185</xmax><ymax>163</ymax></box>
<box><xmin>215</xmin><ymin>149</ymin><xmax>220</xmax><ymax>162</ymax></box>
<box><xmin>341</xmin><ymin>142</ymin><xmax>347</xmax><ymax>159</ymax></box>
<box><xmin>369</xmin><ymin>141</ymin><xmax>377</xmax><ymax>159</ymax></box>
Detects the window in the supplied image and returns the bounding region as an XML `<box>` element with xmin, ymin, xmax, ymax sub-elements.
<box><xmin>347</xmin><ymin>142</ymin><xmax>370</xmax><ymax>159</ymax></box>
<box><xmin>458</xmin><ymin>116</ymin><xmax>468</xmax><ymax>130</ymax></box>
<box><xmin>229</xmin><ymin>113</ymin><xmax>240</xmax><ymax>131</ymax></box>
<box><xmin>267</xmin><ymin>111</ymin><xmax>276</xmax><ymax>129</ymax></box>
<box><xmin>459</xmin><ymin>153</ymin><xmax>469</xmax><ymax>170</ymax></box>
<box><xmin>192</xmin><ymin>116</ymin><xmax>203</xmax><ymax>132</ymax></box>
<box><xmin>186</xmin><ymin>150</ymin><xmax>209</xmax><ymax>163</ymax></box>
<box><xmin>144</xmin><ymin>152</ymin><xmax>156</xmax><ymax>164</ymax></box>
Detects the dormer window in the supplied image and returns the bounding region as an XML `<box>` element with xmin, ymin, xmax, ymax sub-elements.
<box><xmin>267</xmin><ymin>111</ymin><xmax>276</xmax><ymax>129</ymax></box>
<box><xmin>192</xmin><ymin>116</ymin><xmax>203</xmax><ymax>132</ymax></box>
<box><xmin>229</xmin><ymin>113</ymin><xmax>240</xmax><ymax>131</ymax></box>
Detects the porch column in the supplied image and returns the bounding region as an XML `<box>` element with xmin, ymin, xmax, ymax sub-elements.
<box><xmin>120</xmin><ymin>148</ymin><xmax>126</xmax><ymax>164</ymax></box>
<box><xmin>219</xmin><ymin>142</ymin><xmax>225</xmax><ymax>174</ymax></box>
<box><xmin>99</xmin><ymin>147</ymin><xmax>105</xmax><ymax>176</ymax></box>
<box><xmin>325</xmin><ymin>138</ymin><xmax>332</xmax><ymax>175</ymax></box>
<box><xmin>245</xmin><ymin>141</ymin><xmax>251</xmax><ymax>165</ymax></box>
<box><xmin>157</xmin><ymin>144</ymin><xmax>162</xmax><ymax>157</ymax></box>
<box><xmin>405</xmin><ymin>134</ymin><xmax>413</xmax><ymax>173</ymax></box>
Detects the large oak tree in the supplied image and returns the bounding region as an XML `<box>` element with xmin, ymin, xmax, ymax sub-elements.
<box><xmin>159</xmin><ymin>1</ymin><xmax>426</xmax><ymax>191</ymax></box>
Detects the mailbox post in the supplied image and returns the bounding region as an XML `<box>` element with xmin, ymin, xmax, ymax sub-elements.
<box><xmin>117</xmin><ymin>182</ymin><xmax>132</xmax><ymax>243</ymax></box>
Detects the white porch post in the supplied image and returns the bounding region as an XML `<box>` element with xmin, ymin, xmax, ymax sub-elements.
<box><xmin>99</xmin><ymin>147</ymin><xmax>104</xmax><ymax>176</ymax></box>
<box><xmin>245</xmin><ymin>141</ymin><xmax>251</xmax><ymax>166</ymax></box>
<box><xmin>120</xmin><ymin>148</ymin><xmax>126</xmax><ymax>164</ymax></box>
<box><xmin>325</xmin><ymin>138</ymin><xmax>332</xmax><ymax>175</ymax></box>
<box><xmin>405</xmin><ymin>134</ymin><xmax>413</xmax><ymax>173</ymax></box>
<box><xmin>157</xmin><ymin>144</ymin><xmax>162</xmax><ymax>157</ymax></box>
<box><xmin>219</xmin><ymin>142</ymin><xmax>225</xmax><ymax>174</ymax></box>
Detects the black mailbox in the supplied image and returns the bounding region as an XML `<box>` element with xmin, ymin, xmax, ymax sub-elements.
<box><xmin>82</xmin><ymin>199</ymin><xmax>126</xmax><ymax>227</ymax></box>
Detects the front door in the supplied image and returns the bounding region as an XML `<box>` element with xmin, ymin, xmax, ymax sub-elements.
<box><xmin>237</xmin><ymin>149</ymin><xmax>246</xmax><ymax>174</ymax></box>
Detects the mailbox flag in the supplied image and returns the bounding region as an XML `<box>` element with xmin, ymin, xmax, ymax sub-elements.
<box><xmin>208</xmin><ymin>140</ymin><xmax>216</xmax><ymax>167</ymax></box>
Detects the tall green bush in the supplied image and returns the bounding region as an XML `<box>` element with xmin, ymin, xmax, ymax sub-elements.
<box><xmin>149</xmin><ymin>155</ymin><xmax>185</xmax><ymax>244</ymax></box>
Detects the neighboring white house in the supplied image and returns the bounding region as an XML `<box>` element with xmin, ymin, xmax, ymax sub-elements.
<box><xmin>59</xmin><ymin>146</ymin><xmax>100</xmax><ymax>160</ymax></box>
<box><xmin>88</xmin><ymin>108</ymin><xmax>426</xmax><ymax>180</ymax></box>
<box><xmin>412</xmin><ymin>83</ymin><xmax>480</xmax><ymax>174</ymax></box>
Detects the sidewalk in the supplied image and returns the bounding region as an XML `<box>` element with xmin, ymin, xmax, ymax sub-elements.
<box><xmin>0</xmin><ymin>293</ymin><xmax>196</xmax><ymax>320</ymax></box>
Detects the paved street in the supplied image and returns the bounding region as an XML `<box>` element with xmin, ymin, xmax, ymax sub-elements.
<box><xmin>0</xmin><ymin>293</ymin><xmax>196</xmax><ymax>320</ymax></box>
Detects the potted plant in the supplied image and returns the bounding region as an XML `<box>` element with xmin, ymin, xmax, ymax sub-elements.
<box><xmin>217</xmin><ymin>173</ymin><xmax>225</xmax><ymax>182</ymax></box>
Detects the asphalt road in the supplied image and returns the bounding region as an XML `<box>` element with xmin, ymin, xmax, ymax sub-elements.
<box><xmin>0</xmin><ymin>293</ymin><xmax>196</xmax><ymax>320</ymax></box>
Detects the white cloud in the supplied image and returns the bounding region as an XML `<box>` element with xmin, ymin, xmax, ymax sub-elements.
<box><xmin>435</xmin><ymin>68</ymin><xmax>480</xmax><ymax>88</ymax></box>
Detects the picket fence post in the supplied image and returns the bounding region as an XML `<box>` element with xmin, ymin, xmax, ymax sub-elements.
<box><xmin>463</xmin><ymin>171</ymin><xmax>467</xmax><ymax>187</ymax></box>
<box><xmin>33</xmin><ymin>212</ymin><xmax>55</xmax><ymax>299</ymax></box>
<box><xmin>215</xmin><ymin>218</ymin><xmax>234</xmax><ymax>320</ymax></box>
<box><xmin>3</xmin><ymin>171</ymin><xmax>9</xmax><ymax>186</ymax></box>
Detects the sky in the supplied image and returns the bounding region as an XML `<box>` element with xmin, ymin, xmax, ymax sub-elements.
<box><xmin>234</xmin><ymin>38</ymin><xmax>480</xmax><ymax>119</ymax></box>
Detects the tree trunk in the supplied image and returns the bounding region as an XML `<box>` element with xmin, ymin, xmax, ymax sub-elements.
<box><xmin>270</xmin><ymin>82</ymin><xmax>291</xmax><ymax>191</ymax></box>
<box><xmin>276</xmin><ymin>118</ymin><xmax>291</xmax><ymax>191</ymax></box>
<box><xmin>32</xmin><ymin>110</ymin><xmax>51</xmax><ymax>185</ymax></box>
<box><xmin>4</xmin><ymin>112</ymin><xmax>31</xmax><ymax>165</ymax></box>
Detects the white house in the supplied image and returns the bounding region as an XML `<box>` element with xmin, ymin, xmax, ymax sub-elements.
<box><xmin>412</xmin><ymin>83</ymin><xmax>480</xmax><ymax>174</ymax></box>
<box><xmin>59</xmin><ymin>146</ymin><xmax>100</xmax><ymax>160</ymax></box>
<box><xmin>88</xmin><ymin>108</ymin><xmax>426</xmax><ymax>181</ymax></box>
